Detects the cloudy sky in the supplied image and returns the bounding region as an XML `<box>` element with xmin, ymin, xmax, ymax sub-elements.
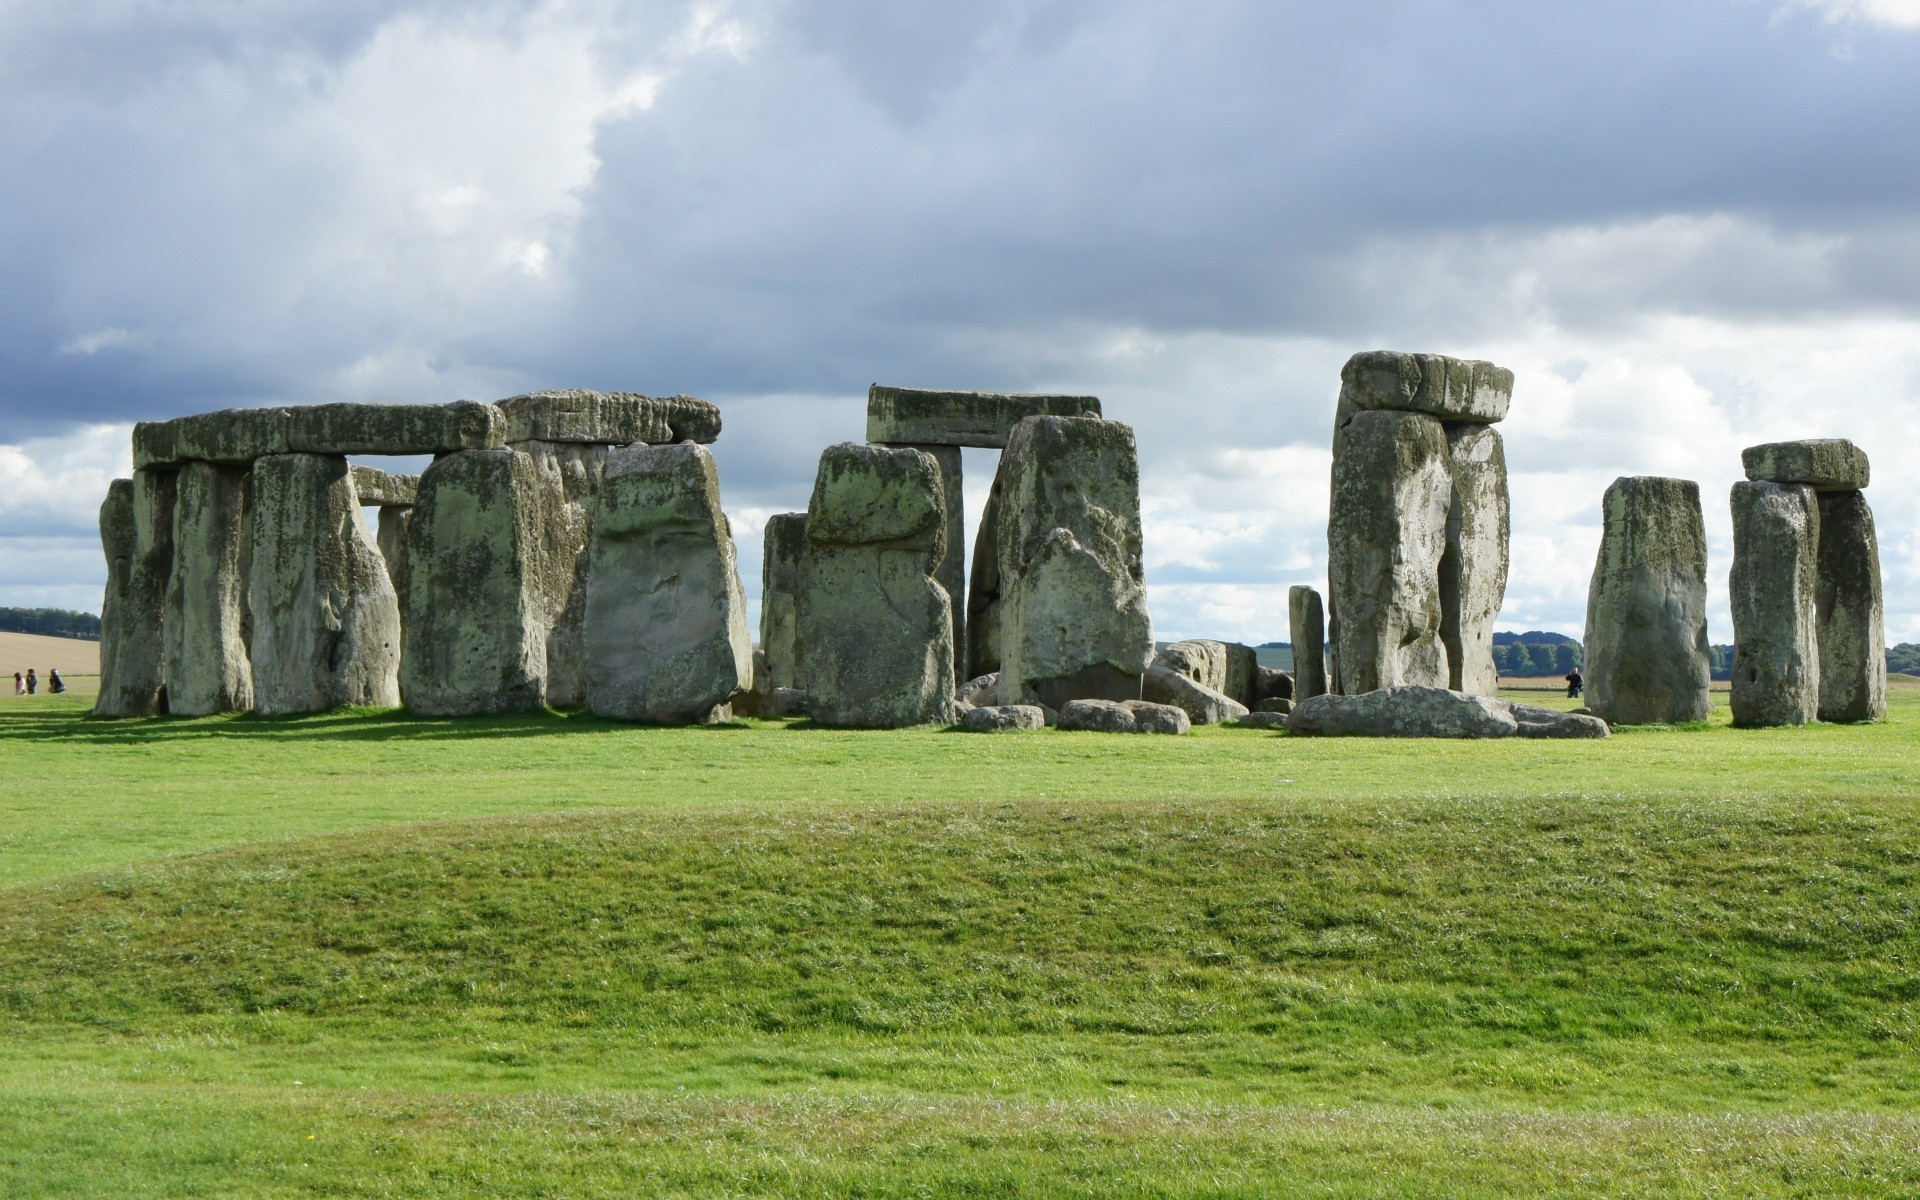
<box><xmin>3</xmin><ymin>0</ymin><xmax>1918</xmax><ymax>645</ymax></box>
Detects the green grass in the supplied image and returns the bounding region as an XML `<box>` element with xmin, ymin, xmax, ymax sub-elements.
<box><xmin>1</xmin><ymin>687</ymin><xmax>1917</xmax><ymax>1195</ymax></box>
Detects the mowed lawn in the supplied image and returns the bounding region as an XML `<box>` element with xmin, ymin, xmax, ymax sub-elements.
<box><xmin>1</xmin><ymin>684</ymin><xmax>1917</xmax><ymax>1196</ymax></box>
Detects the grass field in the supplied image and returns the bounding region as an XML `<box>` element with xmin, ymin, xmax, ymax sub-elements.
<box><xmin>2</xmin><ymin>684</ymin><xmax>1917</xmax><ymax>1196</ymax></box>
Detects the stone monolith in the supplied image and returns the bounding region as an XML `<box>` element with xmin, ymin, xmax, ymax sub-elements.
<box><xmin>798</xmin><ymin>443</ymin><xmax>955</xmax><ymax>727</ymax></box>
<box><xmin>1288</xmin><ymin>585</ymin><xmax>1328</xmax><ymax>701</ymax></box>
<box><xmin>760</xmin><ymin>513</ymin><xmax>808</xmax><ymax>691</ymax></box>
<box><xmin>94</xmin><ymin>479</ymin><xmax>139</xmax><ymax>715</ymax></box>
<box><xmin>521</xmin><ymin>440</ymin><xmax>608</xmax><ymax>708</ymax></box>
<box><xmin>965</xmin><ymin>471</ymin><xmax>1005</xmax><ymax>680</ymax></box>
<box><xmin>1815</xmin><ymin>489</ymin><xmax>1886</xmax><ymax>723</ymax></box>
<box><xmin>164</xmin><ymin>461</ymin><xmax>254</xmax><ymax>715</ymax></box>
<box><xmin>877</xmin><ymin>442</ymin><xmax>965</xmax><ymax>678</ymax></box>
<box><xmin>1730</xmin><ymin>481</ymin><xmax>1821</xmax><ymax>727</ymax></box>
<box><xmin>95</xmin><ymin>470</ymin><xmax>176</xmax><ymax>716</ymax></box>
<box><xmin>584</xmin><ymin>443</ymin><xmax>752</xmax><ymax>723</ymax></box>
<box><xmin>1441</xmin><ymin>423</ymin><xmax>1509</xmax><ymax>695</ymax></box>
<box><xmin>1582</xmin><ymin>477</ymin><xmax>1713</xmax><ymax>726</ymax></box>
<box><xmin>377</xmin><ymin>507</ymin><xmax>412</xmax><ymax>625</ymax></box>
<box><xmin>248</xmin><ymin>454</ymin><xmax>401</xmax><ymax>714</ymax></box>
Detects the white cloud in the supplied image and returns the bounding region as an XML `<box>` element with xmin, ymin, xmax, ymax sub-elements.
<box><xmin>1780</xmin><ymin>0</ymin><xmax>1920</xmax><ymax>28</ymax></box>
<box><xmin>59</xmin><ymin>327</ymin><xmax>148</xmax><ymax>356</ymax></box>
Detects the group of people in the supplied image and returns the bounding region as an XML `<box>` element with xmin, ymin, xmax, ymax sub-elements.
<box><xmin>11</xmin><ymin>668</ymin><xmax>64</xmax><ymax>695</ymax></box>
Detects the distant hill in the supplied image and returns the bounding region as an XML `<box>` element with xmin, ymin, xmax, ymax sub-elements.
<box><xmin>0</xmin><ymin>608</ymin><xmax>100</xmax><ymax>640</ymax></box>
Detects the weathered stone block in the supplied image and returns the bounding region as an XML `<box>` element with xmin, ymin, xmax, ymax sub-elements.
<box><xmin>956</xmin><ymin>672</ymin><xmax>1001</xmax><ymax>710</ymax></box>
<box><xmin>965</xmin><ymin>470</ymin><xmax>1005</xmax><ymax>680</ymax></box>
<box><xmin>1255</xmin><ymin>665</ymin><xmax>1294</xmax><ymax>701</ymax></box>
<box><xmin>1235</xmin><ymin>711</ymin><xmax>1291</xmax><ymax>729</ymax></box>
<box><xmin>1730</xmin><ymin>481</ymin><xmax>1821</xmax><ymax>727</ymax></box>
<box><xmin>1508</xmin><ymin>703</ymin><xmax>1611</xmax><ymax>739</ymax></box>
<box><xmin>133</xmin><ymin>407</ymin><xmax>290</xmax><ymax>469</ymax></box>
<box><xmin>248</xmin><ymin>454</ymin><xmax>401</xmax><ymax>714</ymax></box>
<box><xmin>1582</xmin><ymin>477</ymin><xmax>1713</xmax><ymax>726</ymax></box>
<box><xmin>93</xmin><ymin>478</ymin><xmax>144</xmax><ymax>715</ymax></box>
<box><xmin>1340</xmin><ymin>351</ymin><xmax>1512</xmax><ymax>424</ymax></box>
<box><xmin>376</xmin><ymin>507</ymin><xmax>412</xmax><ymax>634</ymax></box>
<box><xmin>1289</xmin><ymin>686</ymin><xmax>1518</xmax><ymax>738</ymax></box>
<box><xmin>1058</xmin><ymin>698</ymin><xmax>1138</xmax><ymax>733</ymax></box>
<box><xmin>1815</xmin><ymin>490</ymin><xmax>1886</xmax><ymax>724</ymax></box>
<box><xmin>961</xmin><ymin>704</ymin><xmax>1047</xmax><ymax>732</ymax></box>
<box><xmin>1441</xmin><ymin>423</ymin><xmax>1509</xmax><ymax>696</ymax></box>
<box><xmin>1124</xmin><ymin>700</ymin><xmax>1191</xmax><ymax>734</ymax></box>
<box><xmin>497</xmin><ymin>389</ymin><xmax>721</xmax><ymax>445</ymax></box>
<box><xmin>521</xmin><ymin>440</ymin><xmax>608</xmax><ymax>708</ymax></box>
<box><xmin>1742</xmin><ymin>439</ymin><xmax>1869</xmax><ymax>492</ymax></box>
<box><xmin>1222</xmin><ymin>642</ymin><xmax>1259</xmax><ymax>708</ymax></box>
<box><xmin>585</xmin><ymin>443</ymin><xmax>752</xmax><ymax>723</ymax></box>
<box><xmin>1287</xmin><ymin>586</ymin><xmax>1327</xmax><ymax>701</ymax></box>
<box><xmin>1155</xmin><ymin>640</ymin><xmax>1228</xmax><ymax>693</ymax></box>
<box><xmin>164</xmin><ymin>462</ymin><xmax>254</xmax><ymax>715</ymax></box>
<box><xmin>1142</xmin><ymin>664</ymin><xmax>1248</xmax><ymax>724</ymax></box>
<box><xmin>877</xmin><ymin>442</ymin><xmax>965</xmax><ymax>678</ymax></box>
<box><xmin>866</xmin><ymin>385</ymin><xmax>1101</xmax><ymax>448</ymax></box>
<box><xmin>760</xmin><ymin>512</ymin><xmax>809</xmax><ymax>692</ymax></box>
<box><xmin>350</xmin><ymin>465</ymin><xmax>419</xmax><ymax>507</ymax></box>
<box><xmin>285</xmin><ymin>401</ymin><xmax>502</xmax><ymax>457</ymax></box>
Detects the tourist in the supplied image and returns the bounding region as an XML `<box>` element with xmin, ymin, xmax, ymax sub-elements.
<box><xmin>24</xmin><ymin>668</ymin><xmax>37</xmax><ymax>695</ymax></box>
<box><xmin>1565</xmin><ymin>666</ymin><xmax>1583</xmax><ymax>700</ymax></box>
<box><xmin>48</xmin><ymin>669</ymin><xmax>66</xmax><ymax>694</ymax></box>
<box><xmin>11</xmin><ymin>671</ymin><xmax>21</xmax><ymax>696</ymax></box>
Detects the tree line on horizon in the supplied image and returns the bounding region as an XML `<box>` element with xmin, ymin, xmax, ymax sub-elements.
<box><xmin>0</xmin><ymin>608</ymin><xmax>102</xmax><ymax>640</ymax></box>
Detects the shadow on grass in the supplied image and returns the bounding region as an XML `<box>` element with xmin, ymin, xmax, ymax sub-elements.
<box><xmin>0</xmin><ymin>705</ymin><xmax>796</xmax><ymax>747</ymax></box>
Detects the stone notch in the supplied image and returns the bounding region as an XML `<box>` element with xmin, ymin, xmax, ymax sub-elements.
<box><xmin>497</xmin><ymin>389</ymin><xmax>722</xmax><ymax>446</ymax></box>
<box><xmin>866</xmin><ymin>385</ymin><xmax>1102</xmax><ymax>449</ymax></box>
<box><xmin>1741</xmin><ymin>439</ymin><xmax>1870</xmax><ymax>492</ymax></box>
<box><xmin>287</xmin><ymin>401</ymin><xmax>502</xmax><ymax>456</ymax></box>
<box><xmin>134</xmin><ymin>407</ymin><xmax>291</xmax><ymax>469</ymax></box>
<box><xmin>1340</xmin><ymin>351</ymin><xmax>1513</xmax><ymax>424</ymax></box>
<box><xmin>350</xmin><ymin>465</ymin><xmax>419</xmax><ymax>507</ymax></box>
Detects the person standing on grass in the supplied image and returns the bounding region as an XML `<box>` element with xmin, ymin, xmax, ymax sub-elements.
<box><xmin>48</xmin><ymin>669</ymin><xmax>65</xmax><ymax>694</ymax></box>
<box><xmin>24</xmin><ymin>668</ymin><xmax>37</xmax><ymax>694</ymax></box>
<box><xmin>1565</xmin><ymin>666</ymin><xmax>1583</xmax><ymax>700</ymax></box>
<box><xmin>12</xmin><ymin>671</ymin><xmax>22</xmax><ymax>695</ymax></box>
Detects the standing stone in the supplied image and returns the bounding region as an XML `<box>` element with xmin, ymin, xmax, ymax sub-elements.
<box><xmin>93</xmin><ymin>480</ymin><xmax>139</xmax><ymax>715</ymax></box>
<box><xmin>993</xmin><ymin>416</ymin><xmax>1153</xmax><ymax>709</ymax></box>
<box><xmin>798</xmin><ymin>443</ymin><xmax>955</xmax><ymax>728</ymax></box>
<box><xmin>164</xmin><ymin>462</ymin><xmax>254</xmax><ymax>715</ymax></box>
<box><xmin>1815</xmin><ymin>490</ymin><xmax>1886</xmax><ymax>724</ymax></box>
<box><xmin>520</xmin><ymin>440</ymin><xmax>608</xmax><ymax>708</ymax></box>
<box><xmin>376</xmin><ymin>507</ymin><xmax>412</xmax><ymax>626</ymax></box>
<box><xmin>877</xmin><ymin>442</ymin><xmax>965</xmax><ymax>679</ymax></box>
<box><xmin>1440</xmin><ymin>424</ymin><xmax>1509</xmax><ymax>696</ymax></box>
<box><xmin>759</xmin><ymin>513</ymin><xmax>809</xmax><ymax>692</ymax></box>
<box><xmin>1582</xmin><ymin>477</ymin><xmax>1713</xmax><ymax>726</ymax></box>
<box><xmin>1288</xmin><ymin>586</ymin><xmax>1328</xmax><ymax>701</ymax></box>
<box><xmin>1327</xmin><ymin>409</ymin><xmax>1451</xmax><ymax>694</ymax></box>
<box><xmin>1221</xmin><ymin>643</ymin><xmax>1259</xmax><ymax>709</ymax></box>
<box><xmin>965</xmin><ymin>471</ymin><xmax>1005</xmax><ymax>680</ymax></box>
<box><xmin>1730</xmin><ymin>481</ymin><xmax>1821</xmax><ymax>727</ymax></box>
<box><xmin>401</xmin><ymin>448</ymin><xmax>553</xmax><ymax>716</ymax></box>
<box><xmin>585</xmin><ymin>443</ymin><xmax>752</xmax><ymax>723</ymax></box>
<box><xmin>248</xmin><ymin>454</ymin><xmax>401</xmax><ymax>714</ymax></box>
<box><xmin>95</xmin><ymin>470</ymin><xmax>176</xmax><ymax>716</ymax></box>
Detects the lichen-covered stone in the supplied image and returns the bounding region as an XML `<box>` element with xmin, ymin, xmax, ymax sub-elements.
<box><xmin>1142</xmin><ymin>664</ymin><xmax>1248</xmax><ymax>724</ymax></box>
<box><xmin>961</xmin><ymin>704</ymin><xmax>1047</xmax><ymax>732</ymax></box>
<box><xmin>1742</xmin><ymin>439</ymin><xmax>1870</xmax><ymax>492</ymax></box>
<box><xmin>798</xmin><ymin>443</ymin><xmax>955</xmax><ymax>728</ymax></box>
<box><xmin>1582</xmin><ymin>477</ymin><xmax>1713</xmax><ymax>726</ymax></box>
<box><xmin>1236</xmin><ymin>711</ymin><xmax>1292</xmax><ymax>729</ymax></box>
<box><xmin>93</xmin><ymin>479</ymin><xmax>142</xmax><ymax>715</ymax></box>
<box><xmin>1340</xmin><ymin>351</ymin><xmax>1512</xmax><ymax>424</ymax></box>
<box><xmin>1441</xmin><ymin>423</ymin><xmax>1509</xmax><ymax>696</ymax></box>
<box><xmin>584</xmin><ymin>443</ymin><xmax>752</xmax><ymax>724</ymax></box>
<box><xmin>1058</xmin><ymin>698</ymin><xmax>1137</xmax><ymax>733</ymax></box>
<box><xmin>1155</xmin><ymin>640</ymin><xmax>1228</xmax><ymax>693</ymax></box>
<box><xmin>1815</xmin><ymin>490</ymin><xmax>1885</xmax><ymax>724</ymax></box>
<box><xmin>877</xmin><ymin>442</ymin><xmax>965</xmax><ymax>678</ymax></box>
<box><xmin>286</xmin><ymin>401</ymin><xmax>503</xmax><ymax>456</ymax></box>
<box><xmin>401</xmin><ymin>448</ymin><xmax>553</xmax><ymax>716</ymax></box>
<box><xmin>132</xmin><ymin>408</ymin><xmax>290</xmax><ymax>469</ymax></box>
<box><xmin>1288</xmin><ymin>586</ymin><xmax>1328</xmax><ymax>701</ymax></box>
<box><xmin>164</xmin><ymin>461</ymin><xmax>254</xmax><ymax>715</ymax></box>
<box><xmin>866</xmin><ymin>385</ymin><xmax>1101</xmax><ymax>448</ymax></box>
<box><xmin>994</xmin><ymin>416</ymin><xmax>1152</xmax><ymax>708</ymax></box>
<box><xmin>1327</xmin><ymin>409</ymin><xmax>1451</xmax><ymax>694</ymax></box>
<box><xmin>521</xmin><ymin>441</ymin><xmax>608</xmax><ymax>708</ymax></box>
<box><xmin>497</xmin><ymin>389</ymin><xmax>721</xmax><ymax>445</ymax></box>
<box><xmin>759</xmin><ymin>513</ymin><xmax>809</xmax><ymax>692</ymax></box>
<box><xmin>1124</xmin><ymin>700</ymin><xmax>1191</xmax><ymax>734</ymax></box>
<box><xmin>1730</xmin><ymin>481</ymin><xmax>1821</xmax><ymax>727</ymax></box>
<box><xmin>1289</xmin><ymin>686</ymin><xmax>1518</xmax><ymax>738</ymax></box>
<box><xmin>350</xmin><ymin>465</ymin><xmax>419</xmax><ymax>507</ymax></box>
<box><xmin>1508</xmin><ymin>703</ymin><xmax>1611</xmax><ymax>739</ymax></box>
<box><xmin>248</xmin><ymin>454</ymin><xmax>401</xmax><ymax>714</ymax></box>
<box><xmin>96</xmin><ymin>470</ymin><xmax>177</xmax><ymax>715</ymax></box>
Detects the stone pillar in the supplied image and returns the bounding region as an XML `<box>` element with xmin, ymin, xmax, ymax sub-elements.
<box><xmin>376</xmin><ymin>507</ymin><xmax>412</xmax><ymax>623</ymax></box>
<box><xmin>798</xmin><ymin>443</ymin><xmax>955</xmax><ymax>727</ymax></box>
<box><xmin>401</xmin><ymin>448</ymin><xmax>552</xmax><ymax>716</ymax></box>
<box><xmin>1581</xmin><ymin>476</ymin><xmax>1712</xmax><ymax>726</ymax></box>
<box><xmin>248</xmin><ymin>454</ymin><xmax>401</xmax><ymax>715</ymax></box>
<box><xmin>1730</xmin><ymin>481</ymin><xmax>1821</xmax><ymax>727</ymax></box>
<box><xmin>1816</xmin><ymin>490</ymin><xmax>1886</xmax><ymax>724</ymax></box>
<box><xmin>1288</xmin><ymin>585</ymin><xmax>1328</xmax><ymax>701</ymax></box>
<box><xmin>964</xmin><ymin>471</ymin><xmax>1004</xmax><ymax>681</ymax></box>
<box><xmin>1327</xmin><ymin>409</ymin><xmax>1451</xmax><ymax>694</ymax></box>
<box><xmin>93</xmin><ymin>479</ymin><xmax>138</xmax><ymax>716</ymax></box>
<box><xmin>165</xmin><ymin>461</ymin><xmax>254</xmax><ymax>715</ymax></box>
<box><xmin>519</xmin><ymin>440</ymin><xmax>608</xmax><ymax>708</ymax></box>
<box><xmin>759</xmin><ymin>512</ymin><xmax>808</xmax><ymax>692</ymax></box>
<box><xmin>96</xmin><ymin>469</ymin><xmax>176</xmax><ymax>716</ymax></box>
<box><xmin>994</xmin><ymin>416</ymin><xmax>1152</xmax><ymax>709</ymax></box>
<box><xmin>877</xmin><ymin>443</ymin><xmax>964</xmax><ymax>679</ymax></box>
<box><xmin>584</xmin><ymin>443</ymin><xmax>752</xmax><ymax>723</ymax></box>
<box><xmin>1440</xmin><ymin>424</ymin><xmax>1509</xmax><ymax>696</ymax></box>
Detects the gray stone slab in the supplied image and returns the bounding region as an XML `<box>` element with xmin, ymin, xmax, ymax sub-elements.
<box><xmin>521</xmin><ymin>441</ymin><xmax>608</xmax><ymax>708</ymax></box>
<box><xmin>1730</xmin><ymin>481</ymin><xmax>1821</xmax><ymax>727</ymax></box>
<box><xmin>877</xmin><ymin>442</ymin><xmax>965</xmax><ymax>679</ymax></box>
<box><xmin>350</xmin><ymin>465</ymin><xmax>419</xmax><ymax>507</ymax></box>
<box><xmin>164</xmin><ymin>461</ymin><xmax>254</xmax><ymax>715</ymax></box>
<box><xmin>287</xmin><ymin>401</ymin><xmax>503</xmax><ymax>456</ymax></box>
<box><xmin>1288</xmin><ymin>586</ymin><xmax>1328</xmax><ymax>701</ymax></box>
<box><xmin>964</xmin><ymin>469</ymin><xmax>1005</xmax><ymax>680</ymax></box>
<box><xmin>866</xmin><ymin>385</ymin><xmax>1101</xmax><ymax>448</ymax></box>
<box><xmin>1339</xmin><ymin>351</ymin><xmax>1512</xmax><ymax>424</ymax></box>
<box><xmin>1289</xmin><ymin>686</ymin><xmax>1519</xmax><ymax>738</ymax></box>
<box><xmin>961</xmin><ymin>704</ymin><xmax>1047</xmax><ymax>732</ymax></box>
<box><xmin>376</xmin><ymin>507</ymin><xmax>412</xmax><ymax>639</ymax></box>
<box><xmin>93</xmin><ymin>478</ymin><xmax>141</xmax><ymax>715</ymax></box>
<box><xmin>1742</xmin><ymin>439</ymin><xmax>1869</xmax><ymax>491</ymax></box>
<box><xmin>1142</xmin><ymin>663</ymin><xmax>1248</xmax><ymax>724</ymax></box>
<box><xmin>497</xmin><ymin>389</ymin><xmax>721</xmax><ymax>445</ymax></box>
<box><xmin>759</xmin><ymin>513</ymin><xmax>809</xmax><ymax>692</ymax></box>
<box><xmin>1815</xmin><ymin>490</ymin><xmax>1886</xmax><ymax>723</ymax></box>
<box><xmin>1441</xmin><ymin>423</ymin><xmax>1509</xmax><ymax>696</ymax></box>
<box><xmin>1582</xmin><ymin>477</ymin><xmax>1713</xmax><ymax>726</ymax></box>
<box><xmin>133</xmin><ymin>408</ymin><xmax>291</xmax><ymax>469</ymax></box>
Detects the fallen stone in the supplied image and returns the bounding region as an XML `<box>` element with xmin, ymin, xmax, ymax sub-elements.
<box><xmin>1123</xmin><ymin>700</ymin><xmax>1191</xmax><ymax>735</ymax></box>
<box><xmin>798</xmin><ymin>443</ymin><xmax>956</xmax><ymax>728</ymax></box>
<box><xmin>248</xmin><ymin>454</ymin><xmax>401</xmax><ymax>714</ymax></box>
<box><xmin>93</xmin><ymin>479</ymin><xmax>140</xmax><ymax>716</ymax></box>
<box><xmin>401</xmin><ymin>448</ymin><xmax>553</xmax><ymax>716</ymax></box>
<box><xmin>164</xmin><ymin>461</ymin><xmax>254</xmax><ymax>715</ymax></box>
<box><xmin>956</xmin><ymin>672</ymin><xmax>1001</xmax><ymax>710</ymax></box>
<box><xmin>1255</xmin><ymin>665</ymin><xmax>1294</xmax><ymax>702</ymax></box>
<box><xmin>1287</xmin><ymin>586</ymin><xmax>1328</xmax><ymax>700</ymax></box>
<box><xmin>1058</xmin><ymin>698</ymin><xmax>1138</xmax><ymax>733</ymax></box>
<box><xmin>1730</xmin><ymin>481</ymin><xmax>1821</xmax><ymax>727</ymax></box>
<box><xmin>1327</xmin><ymin>409</ymin><xmax>1451</xmax><ymax>694</ymax></box>
<box><xmin>1255</xmin><ymin>697</ymin><xmax>1294</xmax><ymax>714</ymax></box>
<box><xmin>1155</xmin><ymin>640</ymin><xmax>1228</xmax><ymax>693</ymax></box>
<box><xmin>1742</xmin><ymin>439</ymin><xmax>1870</xmax><ymax>492</ymax></box>
<box><xmin>1441</xmin><ymin>423</ymin><xmax>1509</xmax><ymax>696</ymax></box>
<box><xmin>286</xmin><ymin>401</ymin><xmax>503</xmax><ymax>457</ymax></box>
<box><xmin>133</xmin><ymin>408</ymin><xmax>291</xmax><ymax>469</ymax></box>
<box><xmin>765</xmin><ymin>687</ymin><xmax>810</xmax><ymax>718</ymax></box>
<box><xmin>866</xmin><ymin>385</ymin><xmax>1101</xmax><ymax>448</ymax></box>
<box><xmin>585</xmin><ymin>443</ymin><xmax>752</xmax><ymax>724</ymax></box>
<box><xmin>1288</xmin><ymin>686</ymin><xmax>1519</xmax><ymax>739</ymax></box>
<box><xmin>1507</xmin><ymin>703</ymin><xmax>1611</xmax><ymax>739</ymax></box>
<box><xmin>1582</xmin><ymin>477</ymin><xmax>1713</xmax><ymax>726</ymax></box>
<box><xmin>961</xmin><ymin>704</ymin><xmax>1047</xmax><ymax>732</ymax></box>
<box><xmin>759</xmin><ymin>512</ymin><xmax>809</xmax><ymax>692</ymax></box>
<box><xmin>1815</xmin><ymin>490</ymin><xmax>1886</xmax><ymax>723</ymax></box>
<box><xmin>350</xmin><ymin>464</ymin><xmax>419</xmax><ymax>507</ymax></box>
<box><xmin>497</xmin><ymin>389</ymin><xmax>721</xmax><ymax>445</ymax></box>
<box><xmin>1339</xmin><ymin>351</ymin><xmax>1513</xmax><ymax>424</ymax></box>
<box><xmin>1234</xmin><ymin>712</ymin><xmax>1292</xmax><ymax>729</ymax></box>
<box><xmin>1142</xmin><ymin>663</ymin><xmax>1248</xmax><ymax>724</ymax></box>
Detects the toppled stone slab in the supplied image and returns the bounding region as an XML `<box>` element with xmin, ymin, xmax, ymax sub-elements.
<box><xmin>164</xmin><ymin>461</ymin><xmax>254</xmax><ymax>716</ymax></box>
<box><xmin>497</xmin><ymin>389</ymin><xmax>721</xmax><ymax>445</ymax></box>
<box><xmin>248</xmin><ymin>454</ymin><xmax>401</xmax><ymax>714</ymax></box>
<box><xmin>287</xmin><ymin>401</ymin><xmax>502</xmax><ymax>457</ymax></box>
<box><xmin>1254</xmin><ymin>697</ymin><xmax>1294</xmax><ymax>714</ymax></box>
<box><xmin>1057</xmin><ymin>698</ymin><xmax>1190</xmax><ymax>734</ymax></box>
<box><xmin>1235</xmin><ymin>711</ymin><xmax>1292</xmax><ymax>729</ymax></box>
<box><xmin>1289</xmin><ymin>686</ymin><xmax>1518</xmax><ymax>739</ymax></box>
<box><xmin>1340</xmin><ymin>351</ymin><xmax>1513</xmax><ymax>424</ymax></box>
<box><xmin>133</xmin><ymin>407</ymin><xmax>290</xmax><ymax>469</ymax></box>
<box><xmin>1582</xmin><ymin>476</ymin><xmax>1713</xmax><ymax>726</ymax></box>
<box><xmin>1441</xmin><ymin>424</ymin><xmax>1509</xmax><ymax>695</ymax></box>
<box><xmin>1288</xmin><ymin>586</ymin><xmax>1327</xmax><ymax>700</ymax></box>
<box><xmin>1508</xmin><ymin>703</ymin><xmax>1612</xmax><ymax>739</ymax></box>
<box><xmin>585</xmin><ymin>443</ymin><xmax>752</xmax><ymax>724</ymax></box>
<box><xmin>1815</xmin><ymin>490</ymin><xmax>1886</xmax><ymax>724</ymax></box>
<box><xmin>350</xmin><ymin>465</ymin><xmax>419</xmax><ymax>507</ymax></box>
<box><xmin>1742</xmin><ymin>439</ymin><xmax>1870</xmax><ymax>492</ymax></box>
<box><xmin>956</xmin><ymin>672</ymin><xmax>1001</xmax><ymax>711</ymax></box>
<box><xmin>961</xmin><ymin>704</ymin><xmax>1047</xmax><ymax>732</ymax></box>
<box><xmin>1155</xmin><ymin>640</ymin><xmax>1228</xmax><ymax>693</ymax></box>
<box><xmin>867</xmin><ymin>385</ymin><xmax>1102</xmax><ymax>449</ymax></box>
<box><xmin>760</xmin><ymin>512</ymin><xmax>809</xmax><ymax>692</ymax></box>
<box><xmin>1730</xmin><ymin>481</ymin><xmax>1821</xmax><ymax>727</ymax></box>
<box><xmin>1125</xmin><ymin>700</ymin><xmax>1191</xmax><ymax>734</ymax></box>
<box><xmin>1142</xmin><ymin>663</ymin><xmax>1248</xmax><ymax>725</ymax></box>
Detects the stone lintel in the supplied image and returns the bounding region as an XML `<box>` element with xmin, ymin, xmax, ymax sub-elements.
<box><xmin>1340</xmin><ymin>351</ymin><xmax>1513</xmax><ymax>424</ymax></box>
<box><xmin>497</xmin><ymin>390</ymin><xmax>721</xmax><ymax>445</ymax></box>
<box><xmin>350</xmin><ymin>464</ymin><xmax>420</xmax><ymax>507</ymax></box>
<box><xmin>866</xmin><ymin>386</ymin><xmax>1102</xmax><ymax>448</ymax></box>
<box><xmin>1742</xmin><ymin>439</ymin><xmax>1870</xmax><ymax>491</ymax></box>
